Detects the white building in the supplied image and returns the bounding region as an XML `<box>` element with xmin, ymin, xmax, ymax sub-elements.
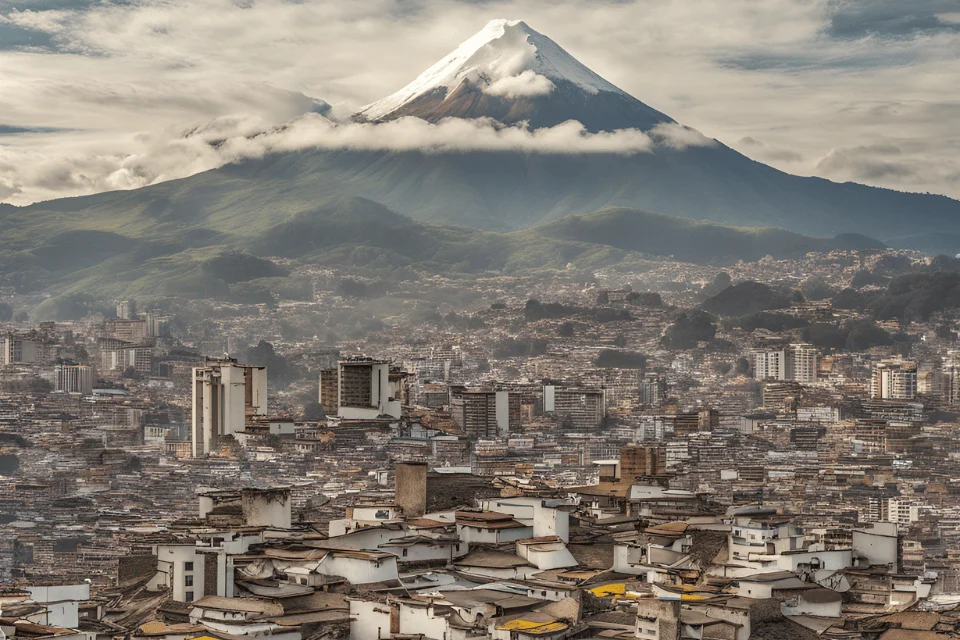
<box><xmin>753</xmin><ymin>344</ymin><xmax>818</xmax><ymax>383</ymax></box>
<box><xmin>191</xmin><ymin>358</ymin><xmax>267</xmax><ymax>457</ymax></box>
<box><xmin>871</xmin><ymin>360</ymin><xmax>918</xmax><ymax>400</ymax></box>
<box><xmin>337</xmin><ymin>359</ymin><xmax>401</xmax><ymax>420</ymax></box>
<box><xmin>55</xmin><ymin>364</ymin><xmax>94</xmax><ymax>395</ymax></box>
<box><xmin>753</xmin><ymin>349</ymin><xmax>786</xmax><ymax>381</ymax></box>
<box><xmin>1</xmin><ymin>332</ymin><xmax>44</xmax><ymax>365</ymax></box>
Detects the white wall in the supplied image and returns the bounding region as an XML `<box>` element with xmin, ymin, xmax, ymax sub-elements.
<box><xmin>320</xmin><ymin>554</ymin><xmax>399</xmax><ymax>585</ymax></box>
<box><xmin>349</xmin><ymin>599</ymin><xmax>392</xmax><ymax>640</ymax></box>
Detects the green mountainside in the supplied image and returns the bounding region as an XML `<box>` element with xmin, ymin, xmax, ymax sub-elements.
<box><xmin>0</xmin><ymin>196</ymin><xmax>882</xmax><ymax>312</ymax></box>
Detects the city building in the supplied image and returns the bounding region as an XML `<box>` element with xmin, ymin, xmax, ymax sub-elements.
<box><xmin>543</xmin><ymin>385</ymin><xmax>605</xmax><ymax>430</ymax></box>
<box><xmin>335</xmin><ymin>358</ymin><xmax>402</xmax><ymax>420</ymax></box>
<box><xmin>753</xmin><ymin>343</ymin><xmax>818</xmax><ymax>383</ymax></box>
<box><xmin>55</xmin><ymin>364</ymin><xmax>94</xmax><ymax>395</ymax></box>
<box><xmin>871</xmin><ymin>360</ymin><xmax>919</xmax><ymax>400</ymax></box>
<box><xmin>191</xmin><ymin>358</ymin><xmax>267</xmax><ymax>456</ymax></box>
<box><xmin>450</xmin><ymin>387</ymin><xmax>519</xmax><ymax>438</ymax></box>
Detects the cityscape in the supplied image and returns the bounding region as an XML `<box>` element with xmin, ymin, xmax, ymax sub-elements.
<box><xmin>2</xmin><ymin>3</ymin><xmax>960</xmax><ymax>640</ymax></box>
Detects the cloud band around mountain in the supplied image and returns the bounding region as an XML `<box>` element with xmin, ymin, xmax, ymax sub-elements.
<box><xmin>0</xmin><ymin>116</ymin><xmax>715</xmax><ymax>204</ymax></box>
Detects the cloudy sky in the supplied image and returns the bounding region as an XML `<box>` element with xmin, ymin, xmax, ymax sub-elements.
<box><xmin>0</xmin><ymin>0</ymin><xmax>958</xmax><ymax>205</ymax></box>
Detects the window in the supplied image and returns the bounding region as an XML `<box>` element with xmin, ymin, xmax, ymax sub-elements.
<box><xmin>184</xmin><ymin>575</ymin><xmax>194</xmax><ymax>587</ymax></box>
<box><xmin>402</xmin><ymin>549</ymin><xmax>408</xmax><ymax>557</ymax></box>
<box><xmin>184</xmin><ymin>562</ymin><xmax>194</xmax><ymax>571</ymax></box>
<box><xmin>185</xmin><ymin>591</ymin><xmax>194</xmax><ymax>601</ymax></box>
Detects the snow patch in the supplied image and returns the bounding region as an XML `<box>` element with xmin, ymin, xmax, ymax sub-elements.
<box><xmin>359</xmin><ymin>18</ymin><xmax>625</xmax><ymax>121</ymax></box>
<box><xmin>485</xmin><ymin>70</ymin><xmax>556</xmax><ymax>98</ymax></box>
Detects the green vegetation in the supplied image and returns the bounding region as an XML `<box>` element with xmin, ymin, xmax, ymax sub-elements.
<box><xmin>0</xmin><ymin>190</ymin><xmax>889</xmax><ymax>316</ymax></box>
<box><xmin>802</xmin><ymin>320</ymin><xmax>898</xmax><ymax>352</ymax></box>
<box><xmin>661</xmin><ymin>311</ymin><xmax>718</xmax><ymax>350</ymax></box>
<box><xmin>493</xmin><ymin>338</ymin><xmax>550</xmax><ymax>358</ymax></box>
<box><xmin>701</xmin><ymin>281</ymin><xmax>796</xmax><ymax>317</ymax></box>
<box><xmin>730</xmin><ymin>312</ymin><xmax>810</xmax><ymax>332</ymax></box>
<box><xmin>594</xmin><ymin>350</ymin><xmax>647</xmax><ymax>369</ymax></box>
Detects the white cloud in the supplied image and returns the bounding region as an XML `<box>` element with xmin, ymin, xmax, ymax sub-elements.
<box><xmin>0</xmin><ymin>0</ymin><xmax>958</xmax><ymax>203</ymax></box>
<box><xmin>649</xmin><ymin>123</ymin><xmax>716</xmax><ymax>150</ymax></box>
<box><xmin>0</xmin><ymin>116</ymin><xmax>667</xmax><ymax>203</ymax></box>
<box><xmin>484</xmin><ymin>70</ymin><xmax>556</xmax><ymax>98</ymax></box>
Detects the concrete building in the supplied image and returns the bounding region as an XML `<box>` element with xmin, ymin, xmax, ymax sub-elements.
<box><xmin>543</xmin><ymin>385</ymin><xmax>605</xmax><ymax>430</ymax></box>
<box><xmin>337</xmin><ymin>358</ymin><xmax>401</xmax><ymax>420</ymax></box>
<box><xmin>318</xmin><ymin>368</ymin><xmax>339</xmax><ymax>415</ymax></box>
<box><xmin>871</xmin><ymin>360</ymin><xmax>918</xmax><ymax>400</ymax></box>
<box><xmin>116</xmin><ymin>299</ymin><xmax>136</xmax><ymax>320</ymax></box>
<box><xmin>753</xmin><ymin>344</ymin><xmax>818</xmax><ymax>383</ymax></box>
<box><xmin>191</xmin><ymin>358</ymin><xmax>267</xmax><ymax>457</ymax></box>
<box><xmin>1</xmin><ymin>332</ymin><xmax>45</xmax><ymax>365</ymax></box>
<box><xmin>788</xmin><ymin>343</ymin><xmax>818</xmax><ymax>384</ymax></box>
<box><xmin>450</xmin><ymin>387</ymin><xmax>519</xmax><ymax>437</ymax></box>
<box><xmin>55</xmin><ymin>364</ymin><xmax>94</xmax><ymax>395</ymax></box>
<box><xmin>394</xmin><ymin>461</ymin><xmax>427</xmax><ymax>517</ymax></box>
<box><xmin>620</xmin><ymin>443</ymin><xmax>667</xmax><ymax>483</ymax></box>
<box><xmin>639</xmin><ymin>373</ymin><xmax>667</xmax><ymax>408</ymax></box>
<box><xmin>754</xmin><ymin>349</ymin><xmax>786</xmax><ymax>381</ymax></box>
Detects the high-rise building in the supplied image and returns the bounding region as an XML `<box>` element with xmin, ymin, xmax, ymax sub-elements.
<box><xmin>788</xmin><ymin>343</ymin><xmax>818</xmax><ymax>384</ymax></box>
<box><xmin>450</xmin><ymin>388</ymin><xmax>519</xmax><ymax>438</ymax></box>
<box><xmin>0</xmin><ymin>332</ymin><xmax>45</xmax><ymax>365</ymax></box>
<box><xmin>116</xmin><ymin>299</ymin><xmax>137</xmax><ymax>320</ymax></box>
<box><xmin>543</xmin><ymin>385</ymin><xmax>605</xmax><ymax>430</ymax></box>
<box><xmin>753</xmin><ymin>344</ymin><xmax>818</xmax><ymax>383</ymax></box>
<box><xmin>620</xmin><ymin>444</ymin><xmax>667</xmax><ymax>483</ymax></box>
<box><xmin>753</xmin><ymin>349</ymin><xmax>786</xmax><ymax>381</ymax></box>
<box><xmin>318</xmin><ymin>368</ymin><xmax>339</xmax><ymax>415</ymax></box>
<box><xmin>639</xmin><ymin>374</ymin><xmax>667</xmax><ymax>408</ymax></box>
<box><xmin>943</xmin><ymin>353</ymin><xmax>960</xmax><ymax>407</ymax></box>
<box><xmin>55</xmin><ymin>364</ymin><xmax>94</xmax><ymax>395</ymax></box>
<box><xmin>191</xmin><ymin>358</ymin><xmax>267</xmax><ymax>457</ymax></box>
<box><xmin>336</xmin><ymin>358</ymin><xmax>403</xmax><ymax>420</ymax></box>
<box><xmin>871</xmin><ymin>360</ymin><xmax>918</xmax><ymax>400</ymax></box>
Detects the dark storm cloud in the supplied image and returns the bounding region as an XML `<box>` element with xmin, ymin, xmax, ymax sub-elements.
<box><xmin>826</xmin><ymin>0</ymin><xmax>960</xmax><ymax>39</ymax></box>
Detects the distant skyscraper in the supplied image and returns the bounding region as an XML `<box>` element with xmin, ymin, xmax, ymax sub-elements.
<box><xmin>192</xmin><ymin>358</ymin><xmax>267</xmax><ymax>457</ymax></box>
<box><xmin>754</xmin><ymin>344</ymin><xmax>818</xmax><ymax>384</ymax></box>
<box><xmin>639</xmin><ymin>373</ymin><xmax>666</xmax><ymax>408</ymax></box>
<box><xmin>871</xmin><ymin>360</ymin><xmax>918</xmax><ymax>400</ymax></box>
<box><xmin>55</xmin><ymin>364</ymin><xmax>94</xmax><ymax>395</ymax></box>
<box><xmin>116</xmin><ymin>299</ymin><xmax>137</xmax><ymax>320</ymax></box>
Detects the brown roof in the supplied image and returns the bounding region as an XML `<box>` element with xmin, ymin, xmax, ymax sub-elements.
<box><xmin>456</xmin><ymin>550</ymin><xmax>532</xmax><ymax>569</ymax></box>
<box><xmin>192</xmin><ymin>596</ymin><xmax>284</xmax><ymax>618</ymax></box>
<box><xmin>878</xmin><ymin>631</ymin><xmax>948</xmax><ymax>640</ymax></box>
<box><xmin>516</xmin><ymin>536</ymin><xmax>564</xmax><ymax>545</ymax></box>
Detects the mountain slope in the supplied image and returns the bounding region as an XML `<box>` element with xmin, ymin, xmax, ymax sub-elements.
<box><xmin>357</xmin><ymin>19</ymin><xmax>672</xmax><ymax>132</ymax></box>
<box><xmin>0</xmin><ymin>198</ymin><xmax>882</xmax><ymax>309</ymax></box>
<box><xmin>4</xmin><ymin>18</ymin><xmax>960</xmax><ymax>254</ymax></box>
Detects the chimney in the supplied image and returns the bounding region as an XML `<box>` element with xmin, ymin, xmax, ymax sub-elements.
<box><xmin>395</xmin><ymin>461</ymin><xmax>428</xmax><ymax>518</ymax></box>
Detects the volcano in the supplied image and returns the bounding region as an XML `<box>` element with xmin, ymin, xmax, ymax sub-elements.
<box><xmin>357</xmin><ymin>19</ymin><xmax>672</xmax><ymax>132</ymax></box>
<box><xmin>8</xmin><ymin>18</ymin><xmax>960</xmax><ymax>261</ymax></box>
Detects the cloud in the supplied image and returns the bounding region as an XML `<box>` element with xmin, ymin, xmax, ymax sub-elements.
<box><xmin>0</xmin><ymin>0</ymin><xmax>958</xmax><ymax>203</ymax></box>
<box><xmin>816</xmin><ymin>144</ymin><xmax>919</xmax><ymax>181</ymax></box>
<box><xmin>649</xmin><ymin>123</ymin><xmax>716</xmax><ymax>150</ymax></box>
<box><xmin>737</xmin><ymin>136</ymin><xmax>804</xmax><ymax>163</ymax></box>
<box><xmin>484</xmin><ymin>70</ymin><xmax>556</xmax><ymax>97</ymax></box>
<box><xmin>0</xmin><ymin>116</ymin><xmax>667</xmax><ymax>203</ymax></box>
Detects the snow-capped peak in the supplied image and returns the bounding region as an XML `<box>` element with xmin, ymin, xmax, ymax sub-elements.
<box><xmin>359</xmin><ymin>19</ymin><xmax>627</xmax><ymax>121</ymax></box>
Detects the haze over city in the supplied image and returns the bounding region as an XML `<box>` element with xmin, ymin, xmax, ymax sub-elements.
<box><xmin>3</xmin><ymin>2</ymin><xmax>960</xmax><ymax>640</ymax></box>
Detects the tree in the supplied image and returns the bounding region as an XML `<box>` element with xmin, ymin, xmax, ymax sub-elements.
<box><xmin>661</xmin><ymin>311</ymin><xmax>717</xmax><ymax>350</ymax></box>
<box><xmin>558</xmin><ymin>322</ymin><xmax>575</xmax><ymax>338</ymax></box>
